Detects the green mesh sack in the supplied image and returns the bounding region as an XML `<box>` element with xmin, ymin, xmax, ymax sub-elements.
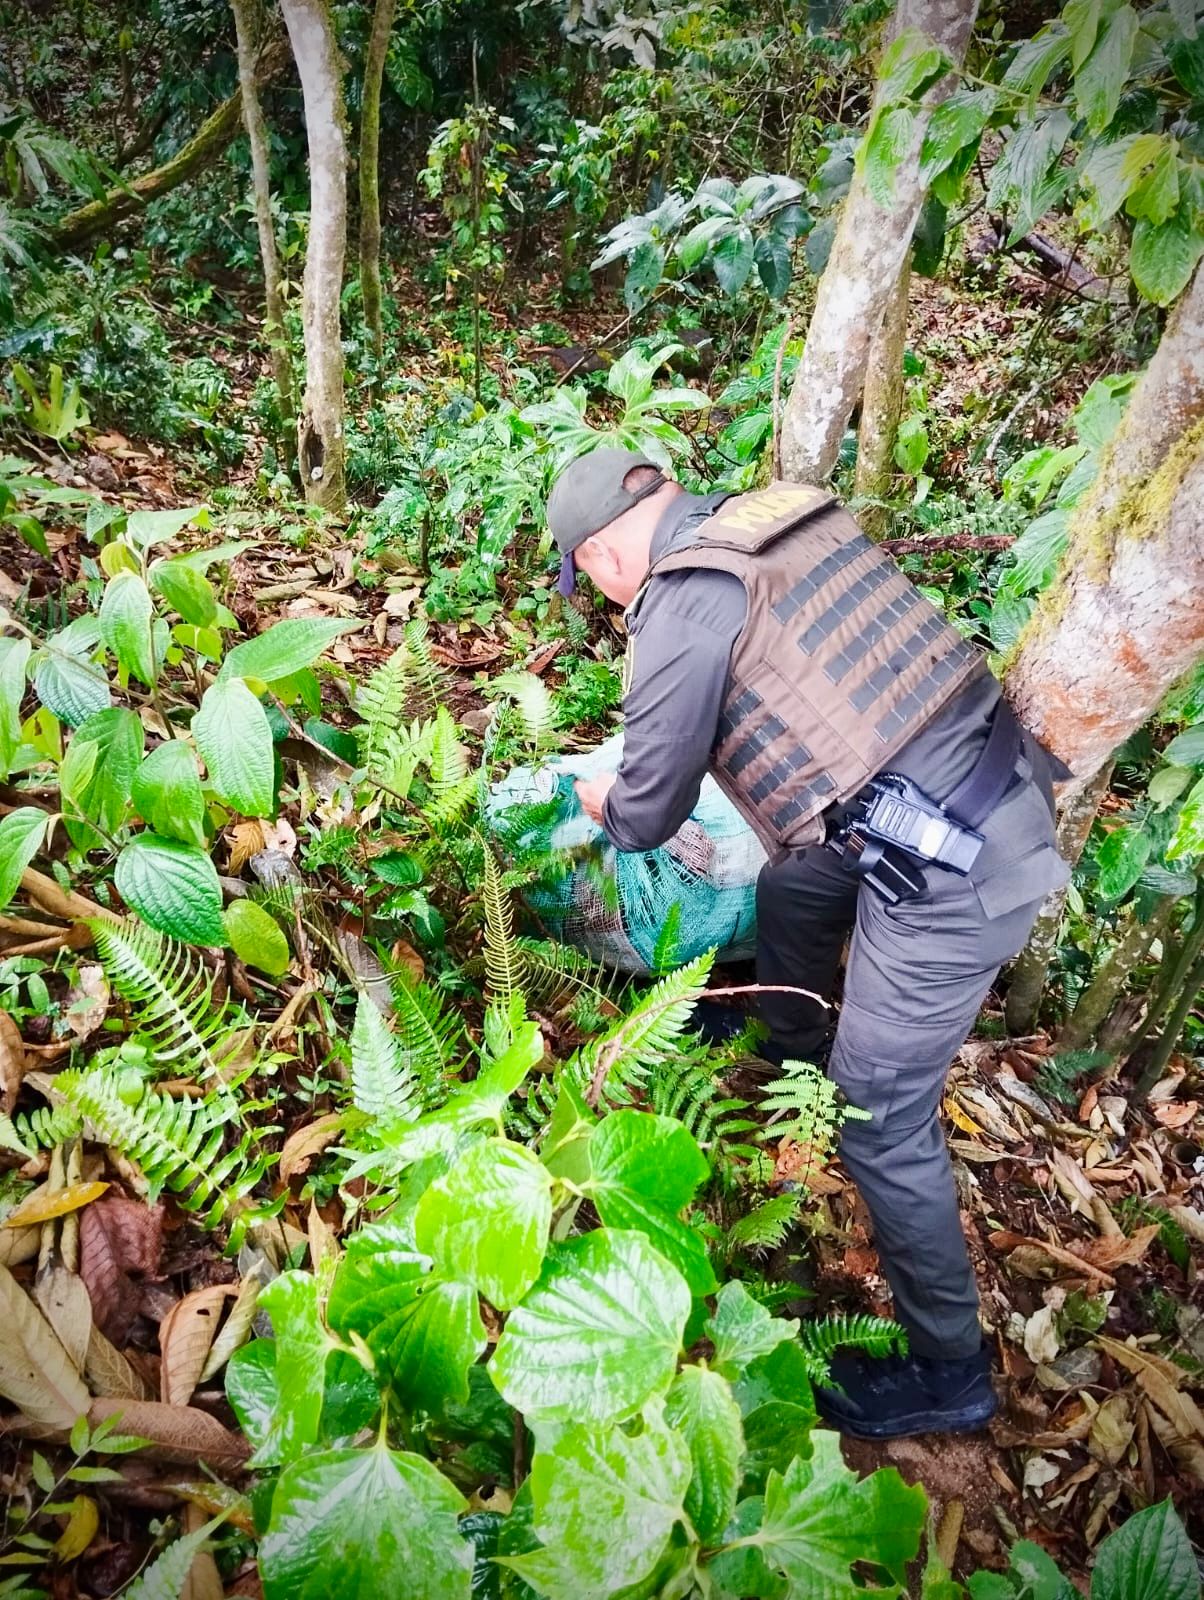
<box><xmin>486</xmin><ymin>734</ymin><xmax>766</xmax><ymax>974</ymax></box>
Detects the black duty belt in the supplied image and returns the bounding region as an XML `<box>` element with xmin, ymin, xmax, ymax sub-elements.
<box><xmin>825</xmin><ymin>700</ymin><xmax>1025</xmax><ymax>905</ymax></box>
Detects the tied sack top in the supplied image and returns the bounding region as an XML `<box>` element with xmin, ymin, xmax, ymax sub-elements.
<box><xmin>625</xmin><ymin>483</ymin><xmax>987</xmax><ymax>857</ymax></box>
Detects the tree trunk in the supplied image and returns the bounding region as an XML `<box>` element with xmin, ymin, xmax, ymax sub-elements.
<box><xmin>1003</xmin><ymin>763</ymin><xmax>1114</xmax><ymax>1036</ymax></box>
<box><xmin>780</xmin><ymin>0</ymin><xmax>979</xmax><ymax>484</ymax></box>
<box><xmin>1057</xmin><ymin>895</ymin><xmax>1178</xmax><ymax>1053</ymax></box>
<box><xmin>1006</xmin><ymin>263</ymin><xmax>1204</xmax><ymax>778</ymax></box>
<box><xmin>280</xmin><ymin>0</ymin><xmax>348</xmax><ymax>515</ymax></box>
<box><xmin>51</xmin><ymin>37</ymin><xmax>289</xmax><ymax>250</ymax></box>
<box><xmin>854</xmin><ymin>260</ymin><xmax>911</xmax><ymax>537</ymax></box>
<box><xmin>359</xmin><ymin>0</ymin><xmax>397</xmax><ymax>370</ymax></box>
<box><xmin>230</xmin><ymin>0</ymin><xmax>295</xmax><ymax>448</ymax></box>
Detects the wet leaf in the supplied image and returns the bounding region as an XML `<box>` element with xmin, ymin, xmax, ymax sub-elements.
<box><xmin>51</xmin><ymin>1494</ymin><xmax>98</xmax><ymax>1562</ymax></box>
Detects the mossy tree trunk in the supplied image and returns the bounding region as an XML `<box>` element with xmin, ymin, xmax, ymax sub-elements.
<box><xmin>1006</xmin><ymin>263</ymin><xmax>1204</xmax><ymax>778</ymax></box>
<box><xmin>780</xmin><ymin>0</ymin><xmax>978</xmax><ymax>484</ymax></box>
<box><xmin>854</xmin><ymin>260</ymin><xmax>911</xmax><ymax>538</ymax></box>
<box><xmin>359</xmin><ymin>0</ymin><xmax>397</xmax><ymax>372</ymax></box>
<box><xmin>281</xmin><ymin>0</ymin><xmax>348</xmax><ymax>515</ymax></box>
<box><xmin>1057</xmin><ymin>894</ymin><xmax>1179</xmax><ymax>1053</ymax></box>
<box><xmin>51</xmin><ymin>38</ymin><xmax>289</xmax><ymax>250</ymax></box>
<box><xmin>230</xmin><ymin>0</ymin><xmax>295</xmax><ymax>453</ymax></box>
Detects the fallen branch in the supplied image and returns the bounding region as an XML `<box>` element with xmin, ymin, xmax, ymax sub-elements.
<box><xmin>879</xmin><ymin>533</ymin><xmax>1016</xmax><ymax>557</ymax></box>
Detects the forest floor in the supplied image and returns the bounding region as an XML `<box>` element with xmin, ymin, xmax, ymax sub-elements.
<box><xmin>2</xmin><ymin>255</ymin><xmax>1202</xmax><ymax>1597</ymax></box>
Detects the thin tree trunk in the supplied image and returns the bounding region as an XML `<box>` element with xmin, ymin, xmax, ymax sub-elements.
<box><xmin>230</xmin><ymin>0</ymin><xmax>295</xmax><ymax>450</ymax></box>
<box><xmin>51</xmin><ymin>37</ymin><xmax>289</xmax><ymax>250</ymax></box>
<box><xmin>280</xmin><ymin>0</ymin><xmax>348</xmax><ymax>515</ymax></box>
<box><xmin>1136</xmin><ymin>941</ymin><xmax>1204</xmax><ymax>1097</ymax></box>
<box><xmin>780</xmin><ymin>0</ymin><xmax>979</xmax><ymax>483</ymax></box>
<box><xmin>359</xmin><ymin>0</ymin><xmax>397</xmax><ymax>371</ymax></box>
<box><xmin>1123</xmin><ymin>880</ymin><xmax>1204</xmax><ymax>1065</ymax></box>
<box><xmin>854</xmin><ymin>260</ymin><xmax>911</xmax><ymax>537</ymax></box>
<box><xmin>1004</xmin><ymin>763</ymin><xmax>1114</xmax><ymax>1036</ymax></box>
<box><xmin>1006</xmin><ymin>263</ymin><xmax>1204</xmax><ymax>777</ymax></box>
<box><xmin>1057</xmin><ymin>895</ymin><xmax>1178</xmax><ymax>1053</ymax></box>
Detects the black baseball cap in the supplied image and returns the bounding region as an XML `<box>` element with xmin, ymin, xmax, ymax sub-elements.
<box><xmin>546</xmin><ymin>448</ymin><xmax>667</xmax><ymax>595</ymax></box>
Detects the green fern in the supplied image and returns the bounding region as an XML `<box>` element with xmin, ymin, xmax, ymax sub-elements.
<box><xmin>490</xmin><ymin>670</ymin><xmax>559</xmax><ymax>753</ymax></box>
<box><xmin>651</xmin><ymin>903</ymin><xmax>683</xmax><ymax>976</ymax></box>
<box><xmin>515</xmin><ymin>937</ymin><xmax>623</xmax><ymax>1014</ymax></box>
<box><xmin>389</xmin><ymin>967</ymin><xmax>461</xmax><ymax>1103</ymax></box>
<box><xmin>356</xmin><ymin>645</ymin><xmax>411</xmax><ymax>771</ymax></box>
<box><xmin>727</xmin><ymin>1193</ymin><xmax>801</xmax><ymax>1256</ymax></box>
<box><xmin>479</xmin><ymin>837</ymin><xmax>526</xmax><ymax>1008</ymax></box>
<box><xmin>402</xmin><ymin>614</ymin><xmax>449</xmax><ymax>711</ymax></box>
<box><xmin>569</xmin><ymin>952</ymin><xmax>713</xmax><ymax>1107</ymax></box>
<box><xmin>89</xmin><ymin>920</ymin><xmax>241</xmax><ymax>1079</ymax></box>
<box><xmin>759</xmin><ymin>1058</ymin><xmax>870</xmax><ymax>1157</ymax></box>
<box><xmin>123</xmin><ymin>1515</ymin><xmax>224</xmax><ymax>1600</ymax></box>
<box><xmin>58</xmin><ymin>1068</ymin><xmax>270</xmax><ymax>1236</ymax></box>
<box><xmin>646</xmin><ymin>1055</ymin><xmax>758</xmax><ymax>1161</ymax></box>
<box><xmin>349</xmin><ymin>992</ymin><xmax>423</xmax><ymax>1128</ymax></box>
<box><xmin>798</xmin><ymin>1313</ymin><xmax>908</xmax><ymax>1385</ymax></box>
<box><xmin>0</xmin><ymin>1102</ymin><xmax>82</xmax><ymax>1157</ymax></box>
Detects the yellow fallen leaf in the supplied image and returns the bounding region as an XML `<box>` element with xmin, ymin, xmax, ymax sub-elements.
<box><xmin>3</xmin><ymin>1181</ymin><xmax>109</xmax><ymax>1229</ymax></box>
<box><xmin>944</xmin><ymin>1095</ymin><xmax>985</xmax><ymax>1138</ymax></box>
<box><xmin>52</xmin><ymin>1494</ymin><xmax>98</xmax><ymax>1562</ymax></box>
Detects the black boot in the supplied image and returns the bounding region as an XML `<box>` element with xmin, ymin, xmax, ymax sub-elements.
<box><xmin>815</xmin><ymin>1340</ymin><xmax>997</xmax><ymax>1440</ymax></box>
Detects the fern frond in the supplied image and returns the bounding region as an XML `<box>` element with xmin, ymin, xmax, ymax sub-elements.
<box><xmin>570</xmin><ymin>951</ymin><xmax>713</xmax><ymax>1107</ymax></box>
<box><xmin>123</xmin><ymin>1516</ymin><xmax>224</xmax><ymax>1600</ymax></box>
<box><xmin>427</xmin><ymin>704</ymin><xmax>468</xmax><ymax>794</ymax></box>
<box><xmin>89</xmin><ymin>920</ymin><xmax>240</xmax><ymax>1078</ymax></box>
<box><xmin>760</xmin><ymin>1058</ymin><xmax>870</xmax><ymax>1157</ymax></box>
<box><xmin>490</xmin><ymin>671</ymin><xmax>559</xmax><ymax>753</ymax></box>
<box><xmin>0</xmin><ymin>1102</ymin><xmax>82</xmax><ymax>1157</ymax></box>
<box><xmin>516</xmin><ymin>937</ymin><xmax>623</xmax><ymax>1013</ymax></box>
<box><xmin>387</xmin><ymin>968</ymin><xmax>460</xmax><ymax>1106</ymax></box>
<box><xmin>646</xmin><ymin>1055</ymin><xmax>758</xmax><ymax>1159</ymax></box>
<box><xmin>402</xmin><ymin>614</ymin><xmax>449</xmax><ymax>712</ymax></box>
<box><xmin>355</xmin><ymin>646</ymin><xmax>411</xmax><ymax>771</ymax></box>
<box><xmin>651</xmin><ymin>903</ymin><xmax>683</xmax><ymax>976</ymax></box>
<box><xmin>58</xmin><ymin>1068</ymin><xmax>270</xmax><ymax>1233</ymax></box>
<box><xmin>349</xmin><ymin>992</ymin><xmax>423</xmax><ymax>1127</ymax></box>
<box><xmin>727</xmin><ymin>1193</ymin><xmax>801</xmax><ymax>1256</ymax></box>
<box><xmin>479</xmin><ymin>837</ymin><xmax>526</xmax><ymax>1008</ymax></box>
<box><xmin>421</xmin><ymin>769</ymin><xmax>482</xmax><ymax>833</ymax></box>
<box><xmin>798</xmin><ymin>1313</ymin><xmax>908</xmax><ymax>1384</ymax></box>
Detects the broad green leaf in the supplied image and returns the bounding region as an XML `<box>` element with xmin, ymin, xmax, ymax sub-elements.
<box><xmin>706</xmin><ymin>1281</ymin><xmax>799</xmax><ymax>1380</ymax></box>
<box><xmin>415</xmin><ymin>1138</ymin><xmax>552</xmax><ymax>1310</ymax></box>
<box><xmin>114</xmin><ymin>833</ymin><xmax>226</xmax><ymax>946</ymax></box>
<box><xmin>35</xmin><ymin>616</ymin><xmax>110</xmax><ymax>726</ymax></box>
<box><xmin>131</xmin><ymin>739</ymin><xmax>207</xmax><ymax>848</ymax></box>
<box><xmin>754</xmin><ymin>232</ymin><xmax>793</xmax><ymax>299</ymax></box>
<box><xmin>1164</xmin><ymin>725</ymin><xmax>1204</xmax><ymax>766</ymax></box>
<box><xmin>501</xmin><ymin>1412</ymin><xmax>690</xmax><ymax>1600</ymax></box>
<box><xmin>876</xmin><ymin>29</ymin><xmax>949</xmax><ymax>102</ymax></box>
<box><xmin>0</xmin><ymin>807</ymin><xmax>47</xmax><ymax>911</ymax></box>
<box><xmin>1073</xmin><ymin>373</ymin><xmax>1136</xmax><ymax>451</ymax></box>
<box><xmin>1168</xmin><ymin>774</ymin><xmax>1204</xmax><ymax>861</ymax></box>
<box><xmin>0</xmin><ymin>637</ymin><xmax>30</xmax><ymax>779</ymax></box>
<box><xmin>967</xmin><ymin>1540</ymin><xmax>1072</xmax><ymax>1599</ymax></box>
<box><xmin>193</xmin><ymin>677</ymin><xmax>276</xmax><ymax>817</ymax></box>
<box><xmin>678</xmin><ymin>214</ymin><xmax>730</xmax><ymax>271</ymax></box>
<box><xmin>169</xmin><ymin>537</ymin><xmax>256</xmax><ymax>574</ymax></box>
<box><xmin>1007</xmin><ymin>509</ymin><xmax>1069</xmax><ymax>594</ymax></box>
<box><xmin>987</xmin><ymin>111</ymin><xmax>1073</xmax><ymax>221</ymax></box>
<box><xmin>860</xmin><ymin>107</ymin><xmax>916</xmax><ymax>209</ymax></box>
<box><xmin>1091</xmin><ymin>1499</ymin><xmax>1199</xmax><ymax>1600</ymax></box>
<box><xmin>1002</xmin><ymin>26</ymin><xmax>1072</xmax><ymax>107</ymax></box>
<box><xmin>920</xmin><ymin>89</ymin><xmax>995</xmax><ymax>182</ymax></box>
<box><xmin>257</xmin><ymin>1271</ymin><xmax>332</xmax><ymax>1466</ymax></box>
<box><xmin>1131</xmin><ymin>209</ymin><xmax>1204</xmax><ymax>306</ymax></box>
<box><xmin>125</xmin><ymin>505</ymin><xmax>204</xmax><ymax>552</ymax></box>
<box><xmin>709</xmin><ymin>1497</ymin><xmax>788</xmax><ymax>1600</ymax></box>
<box><xmin>224</xmin><ymin>899</ymin><xmax>290</xmax><ymax>976</ymax></box>
<box><xmin>226</xmin><ymin>1340</ymin><xmax>288</xmax><ymax>1463</ymax></box>
<box><xmin>1064</xmin><ymin>0</ymin><xmax>1104</xmax><ymax>71</ymax></box>
<box><xmin>1074</xmin><ymin>6</ymin><xmax>1139</xmax><ymax>134</ymax></box>
<box><xmin>712</xmin><ymin>230</ymin><xmax>755</xmax><ymax>296</ymax></box>
<box><xmin>750</xmin><ymin>1434</ymin><xmax>925</xmax><ymax>1596</ymax></box>
<box><xmin>623</xmin><ymin>241</ymin><xmax>666</xmax><ymax>312</ymax></box>
<box><xmin>327</xmin><ymin>1222</ymin><xmax>485</xmax><ymax>1415</ymax></box>
<box><xmin>894</xmin><ymin>414</ymin><xmax>930</xmax><ymax>475</ymax></box>
<box><xmin>1148</xmin><ymin>765</ymin><xmax>1193</xmax><ymax>808</ymax></box>
<box><xmin>1167</xmin><ymin>32</ymin><xmax>1204</xmax><ymax>96</ymax></box>
<box><xmin>1080</xmin><ymin>133</ymin><xmax>1163</xmax><ymax>228</ymax></box>
<box><xmin>149</xmin><ymin>559</ymin><xmax>218</xmax><ymax>628</ymax></box>
<box><xmin>62</xmin><ymin>708</ymin><xmax>143</xmax><ymax>840</ymax></box>
<box><xmin>99</xmin><ymin>571</ymin><xmax>158</xmax><ymax>686</ymax></box>
<box><xmin>1126</xmin><ymin>140</ymin><xmax>1180</xmax><ymax>225</ymax></box>
<box><xmin>491</xmin><ymin>1230</ymin><xmax>690</xmax><ymax>1423</ymax></box>
<box><xmin>221</xmin><ymin>617</ymin><xmax>354</xmax><ymax>685</ymax></box>
<box><xmin>586</xmin><ymin>1112</ymin><xmax>716</xmax><ymax>1295</ymax></box>
<box><xmin>665</xmin><ymin>1365</ymin><xmax>743</xmax><ymax>1543</ymax></box>
<box><xmin>260</xmin><ymin>1444</ymin><xmax>471</xmax><ymax>1600</ymax></box>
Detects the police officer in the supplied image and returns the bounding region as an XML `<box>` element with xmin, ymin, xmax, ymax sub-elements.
<box><xmin>548</xmin><ymin>447</ymin><xmax>1069</xmax><ymax>1440</ymax></box>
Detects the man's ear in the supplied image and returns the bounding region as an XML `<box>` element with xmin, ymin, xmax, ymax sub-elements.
<box><xmin>589</xmin><ymin>535</ymin><xmax>624</xmax><ymax>583</ymax></box>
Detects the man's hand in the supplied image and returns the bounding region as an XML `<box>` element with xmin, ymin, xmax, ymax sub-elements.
<box><xmin>574</xmin><ymin>772</ymin><xmax>618</xmax><ymax>825</ymax></box>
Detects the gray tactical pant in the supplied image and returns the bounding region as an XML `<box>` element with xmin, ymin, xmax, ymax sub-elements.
<box><xmin>755</xmin><ymin>765</ymin><xmax>1068</xmax><ymax>1360</ymax></box>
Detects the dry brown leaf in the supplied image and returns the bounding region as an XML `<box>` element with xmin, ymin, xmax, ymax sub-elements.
<box><xmin>1096</xmin><ymin>1335</ymin><xmax>1204</xmax><ymax>1439</ymax></box>
<box><xmin>0</xmin><ymin>1009</ymin><xmax>28</xmax><ymax>1115</ymax></box>
<box><xmin>181</xmin><ymin>1502</ymin><xmax>225</xmax><ymax>1600</ymax></box>
<box><xmin>1145</xmin><ymin>1400</ymin><xmax>1204</xmax><ymax>1486</ymax></box>
<box><xmin>85</xmin><ymin>1326</ymin><xmax>152</xmax><ymax>1400</ymax></box>
<box><xmin>200</xmin><ymin>1271</ymin><xmax>264</xmax><ymax>1383</ymax></box>
<box><xmin>226</xmin><ymin>821</ymin><xmax>266</xmax><ymax>875</ymax></box>
<box><xmin>307</xmin><ymin>1202</ymin><xmax>338</xmax><ymax>1273</ymax></box>
<box><xmin>1047</xmin><ymin>1147</ymin><xmax>1098</xmax><ymax>1218</ymax></box>
<box><xmin>1151</xmin><ymin>1099</ymin><xmax>1200</xmax><ymax>1129</ymax></box>
<box><xmin>1087</xmin><ymin>1391</ymin><xmax>1136</xmax><ymax>1466</ymax></box>
<box><xmin>87</xmin><ymin>1398</ymin><xmax>250</xmax><ymax>1471</ymax></box>
<box><xmin>51</xmin><ymin>1493</ymin><xmax>99</xmax><ymax>1562</ymax></box>
<box><xmin>1024</xmin><ymin>1304</ymin><xmax>1061</xmax><ymax>1365</ymax></box>
<box><xmin>390</xmin><ymin>938</ymin><xmax>425</xmax><ymax>984</ymax></box>
<box><xmin>33</xmin><ymin>1264</ymin><xmax>93</xmax><ymax>1371</ymax></box>
<box><xmin>63</xmin><ymin>963</ymin><xmax>109</xmax><ymax>1043</ymax></box>
<box><xmin>772</xmin><ymin>1138</ymin><xmax>845</xmax><ymax>1193</ymax></box>
<box><xmin>159</xmin><ymin>1285</ymin><xmax>237</xmax><ymax>1407</ymax></box>
<box><xmin>0</xmin><ymin>1228</ymin><xmax>40</xmax><ymax>1269</ymax></box>
<box><xmin>1072</xmin><ymin>1223</ymin><xmax>1160</xmax><ymax>1272</ymax></box>
<box><xmin>4</xmin><ymin>1180</ymin><xmax>109</xmax><ymax>1229</ymax></box>
<box><xmin>0</xmin><ymin>1262</ymin><xmax>89</xmax><ymax>1427</ymax></box>
<box><xmin>80</xmin><ymin>1196</ymin><xmax>165</xmax><ymax>1343</ymax></box>
<box><xmin>280</xmin><ymin>1112</ymin><xmax>344</xmax><ymax>1185</ymax></box>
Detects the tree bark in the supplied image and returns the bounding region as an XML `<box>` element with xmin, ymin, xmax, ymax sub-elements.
<box><xmin>281</xmin><ymin>0</ymin><xmax>348</xmax><ymax>515</ymax></box>
<box><xmin>854</xmin><ymin>259</ymin><xmax>911</xmax><ymax>537</ymax></box>
<box><xmin>1006</xmin><ymin>263</ymin><xmax>1204</xmax><ymax>778</ymax></box>
<box><xmin>780</xmin><ymin>0</ymin><xmax>979</xmax><ymax>484</ymax></box>
<box><xmin>1003</xmin><ymin>763</ymin><xmax>1113</xmax><ymax>1036</ymax></box>
<box><xmin>230</xmin><ymin>0</ymin><xmax>295</xmax><ymax>444</ymax></box>
<box><xmin>51</xmin><ymin>38</ymin><xmax>289</xmax><ymax>250</ymax></box>
<box><xmin>359</xmin><ymin>0</ymin><xmax>397</xmax><ymax>370</ymax></box>
<box><xmin>1057</xmin><ymin>895</ymin><xmax>1178</xmax><ymax>1053</ymax></box>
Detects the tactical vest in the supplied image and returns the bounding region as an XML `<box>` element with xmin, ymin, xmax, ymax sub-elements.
<box><xmin>627</xmin><ymin>482</ymin><xmax>986</xmax><ymax>855</ymax></box>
